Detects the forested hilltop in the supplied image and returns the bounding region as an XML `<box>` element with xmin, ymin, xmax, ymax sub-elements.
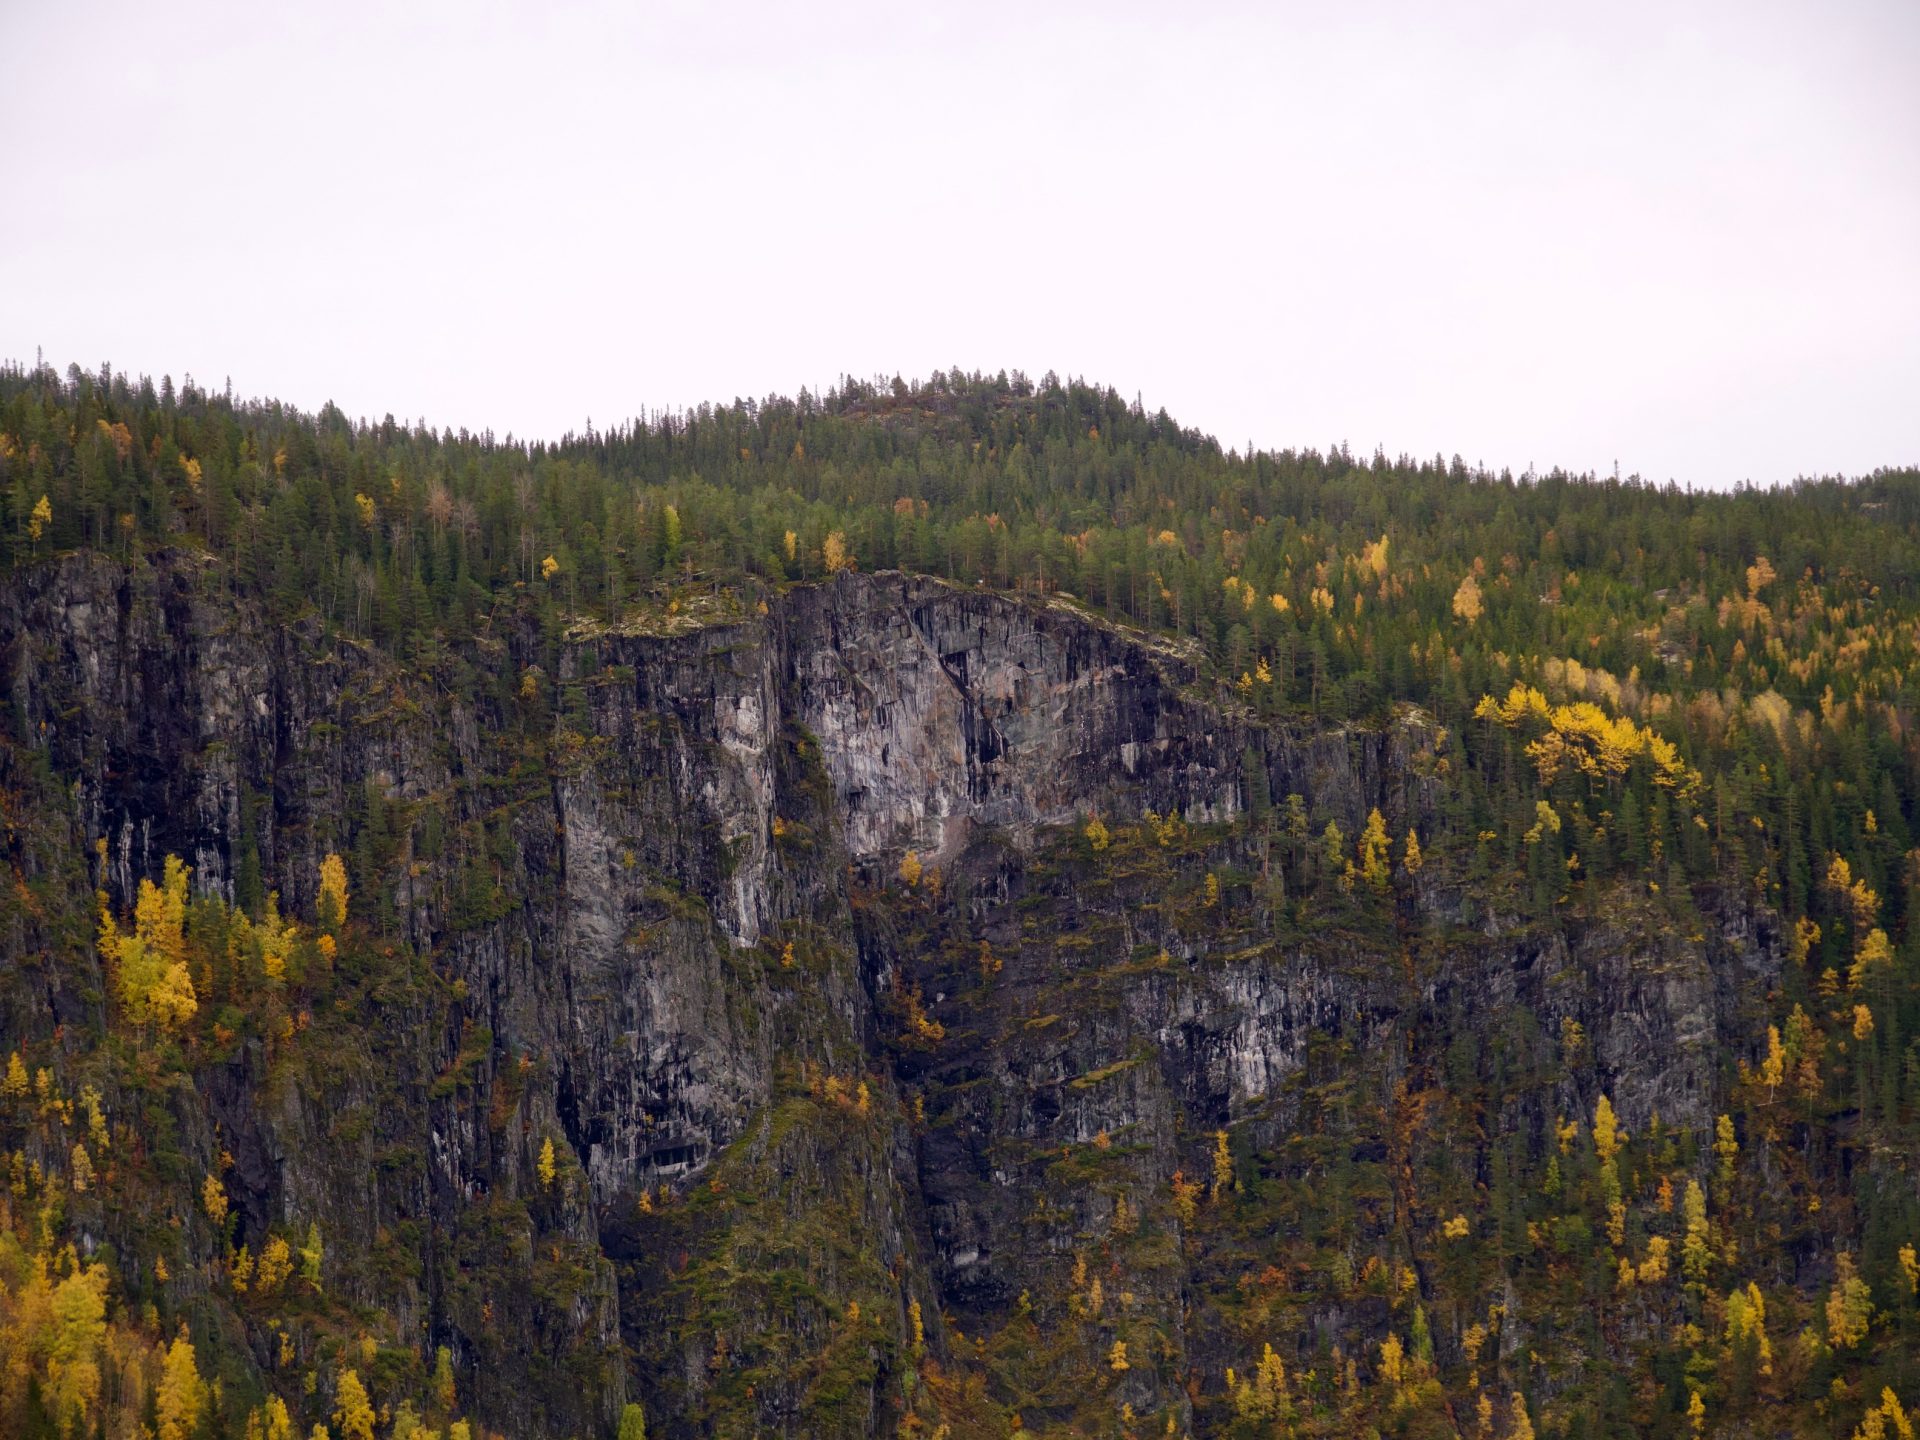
<box><xmin>2</xmin><ymin>358</ymin><xmax>1918</xmax><ymax>1440</ymax></box>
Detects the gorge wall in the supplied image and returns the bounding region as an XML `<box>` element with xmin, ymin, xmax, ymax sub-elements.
<box><xmin>0</xmin><ymin>558</ymin><xmax>1779</xmax><ymax>1439</ymax></box>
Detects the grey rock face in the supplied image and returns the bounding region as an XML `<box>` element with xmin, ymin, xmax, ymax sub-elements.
<box><xmin>0</xmin><ymin>557</ymin><xmax>1778</xmax><ymax>1437</ymax></box>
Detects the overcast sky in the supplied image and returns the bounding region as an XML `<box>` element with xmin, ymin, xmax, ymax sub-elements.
<box><xmin>4</xmin><ymin>0</ymin><xmax>1917</xmax><ymax>487</ymax></box>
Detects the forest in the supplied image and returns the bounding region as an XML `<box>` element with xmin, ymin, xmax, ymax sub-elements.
<box><xmin>2</xmin><ymin>357</ymin><xmax>1918</xmax><ymax>1440</ymax></box>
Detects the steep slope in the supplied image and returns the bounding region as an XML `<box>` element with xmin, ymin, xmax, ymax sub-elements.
<box><xmin>0</xmin><ymin>554</ymin><xmax>1893</xmax><ymax>1440</ymax></box>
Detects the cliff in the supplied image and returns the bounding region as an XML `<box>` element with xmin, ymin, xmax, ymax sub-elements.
<box><xmin>0</xmin><ymin>555</ymin><xmax>1781</xmax><ymax>1439</ymax></box>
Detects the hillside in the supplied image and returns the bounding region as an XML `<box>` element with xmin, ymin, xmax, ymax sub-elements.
<box><xmin>1</xmin><ymin>361</ymin><xmax>1917</xmax><ymax>1440</ymax></box>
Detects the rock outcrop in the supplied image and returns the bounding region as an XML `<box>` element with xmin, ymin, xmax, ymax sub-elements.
<box><xmin>0</xmin><ymin>556</ymin><xmax>1779</xmax><ymax>1438</ymax></box>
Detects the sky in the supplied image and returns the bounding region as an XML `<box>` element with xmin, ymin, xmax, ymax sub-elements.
<box><xmin>3</xmin><ymin>0</ymin><xmax>1917</xmax><ymax>488</ymax></box>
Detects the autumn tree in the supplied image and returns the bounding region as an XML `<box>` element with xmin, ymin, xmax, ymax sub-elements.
<box><xmin>1682</xmin><ymin>1180</ymin><xmax>1712</xmax><ymax>1285</ymax></box>
<box><xmin>157</xmin><ymin>1332</ymin><xmax>206</xmax><ymax>1440</ymax></box>
<box><xmin>1827</xmin><ymin>1253</ymin><xmax>1873</xmax><ymax>1349</ymax></box>
<box><xmin>1359</xmin><ymin>808</ymin><xmax>1391</xmax><ymax>891</ymax></box>
<box><xmin>1452</xmin><ymin>573</ymin><xmax>1484</xmax><ymax>623</ymax></box>
<box><xmin>333</xmin><ymin>1368</ymin><xmax>376</xmax><ymax>1440</ymax></box>
<box><xmin>99</xmin><ymin>854</ymin><xmax>198</xmax><ymax>1028</ymax></box>
<box><xmin>46</xmin><ymin>1263</ymin><xmax>109</xmax><ymax>1434</ymax></box>
<box><xmin>318</xmin><ymin>852</ymin><xmax>350</xmax><ymax>931</ymax></box>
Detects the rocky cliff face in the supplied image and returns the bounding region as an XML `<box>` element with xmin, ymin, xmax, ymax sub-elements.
<box><xmin>0</xmin><ymin>557</ymin><xmax>1779</xmax><ymax>1438</ymax></box>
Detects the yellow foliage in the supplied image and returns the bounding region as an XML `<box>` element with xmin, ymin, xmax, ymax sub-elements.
<box><xmin>1637</xmin><ymin>1236</ymin><xmax>1671</xmax><ymax>1284</ymax></box>
<box><xmin>898</xmin><ymin>850</ymin><xmax>923</xmax><ymax>887</ymax></box>
<box><xmin>158</xmin><ymin>1333</ymin><xmax>206</xmax><ymax>1440</ymax></box>
<box><xmin>100</xmin><ymin>856</ymin><xmax>198</xmax><ymax>1029</ymax></box>
<box><xmin>1508</xmin><ymin>1392</ymin><xmax>1536</xmax><ymax>1440</ymax></box>
<box><xmin>1452</xmin><ymin>573</ymin><xmax>1484</xmax><ymax>623</ymax></box>
<box><xmin>1475</xmin><ymin>683</ymin><xmax>1701</xmax><ymax>796</ymax></box>
<box><xmin>1359</xmin><ymin>808</ymin><xmax>1391</xmax><ymax>891</ymax></box>
<box><xmin>255</xmin><ymin>1236</ymin><xmax>294</xmax><ymax>1295</ymax></box>
<box><xmin>1083</xmin><ymin>816</ymin><xmax>1111</xmax><ymax>851</ymax></box>
<box><xmin>1851</xmin><ymin>929</ymin><xmax>1894</xmax><ymax>990</ymax></box>
<box><xmin>1724</xmin><ymin>1282</ymin><xmax>1772</xmax><ymax>1373</ymax></box>
<box><xmin>1682</xmin><ymin>1180</ymin><xmax>1712</xmax><ymax>1282</ymax></box>
<box><xmin>81</xmin><ymin>1085</ymin><xmax>108</xmax><ymax>1150</ymax></box>
<box><xmin>1849</xmin><ymin>1388</ymin><xmax>1914</xmax><ymax>1440</ymax></box>
<box><xmin>1170</xmin><ymin>1169</ymin><xmax>1202</xmax><ymax>1226</ymax></box>
<box><xmin>318</xmin><ymin>852</ymin><xmax>350</xmax><ymax>931</ymax></box>
<box><xmin>1211</xmin><ymin>1129</ymin><xmax>1232</xmax><ymax>1200</ymax></box>
<box><xmin>1825</xmin><ymin>856</ymin><xmax>1880</xmax><ymax>929</ymax></box>
<box><xmin>1230</xmin><ymin>1342</ymin><xmax>1289</xmax><ymax>1422</ymax></box>
<box><xmin>1592</xmin><ymin>1095</ymin><xmax>1622</xmax><ymax>1164</ymax></box>
<box><xmin>1523</xmin><ymin>800</ymin><xmax>1561</xmax><ymax>845</ymax></box>
<box><xmin>537</xmin><ymin>1137</ymin><xmax>557</xmax><ymax>1188</ymax></box>
<box><xmin>823</xmin><ymin>531</ymin><xmax>854</xmax><ymax>573</ymax></box>
<box><xmin>1760</xmin><ymin>1025</ymin><xmax>1786</xmax><ymax>1093</ymax></box>
<box><xmin>29</xmin><ymin>493</ymin><xmax>53</xmax><ymax>540</ymax></box>
<box><xmin>1827</xmin><ymin>1252</ymin><xmax>1873</xmax><ymax>1349</ymax></box>
<box><xmin>45</xmin><ymin>1262</ymin><xmax>110</xmax><ymax>1432</ymax></box>
<box><xmin>1790</xmin><ymin>917</ymin><xmax>1822</xmax><ymax>967</ymax></box>
<box><xmin>540</xmin><ymin>554</ymin><xmax>559</xmax><ymax>580</ymax></box>
<box><xmin>333</xmin><ymin>1368</ymin><xmax>376</xmax><ymax>1440</ymax></box>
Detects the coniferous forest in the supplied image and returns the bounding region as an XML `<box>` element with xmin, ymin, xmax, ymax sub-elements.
<box><xmin>2</xmin><ymin>357</ymin><xmax>1919</xmax><ymax>1440</ymax></box>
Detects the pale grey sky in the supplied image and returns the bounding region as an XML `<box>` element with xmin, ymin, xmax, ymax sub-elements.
<box><xmin>4</xmin><ymin>0</ymin><xmax>1917</xmax><ymax>486</ymax></box>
